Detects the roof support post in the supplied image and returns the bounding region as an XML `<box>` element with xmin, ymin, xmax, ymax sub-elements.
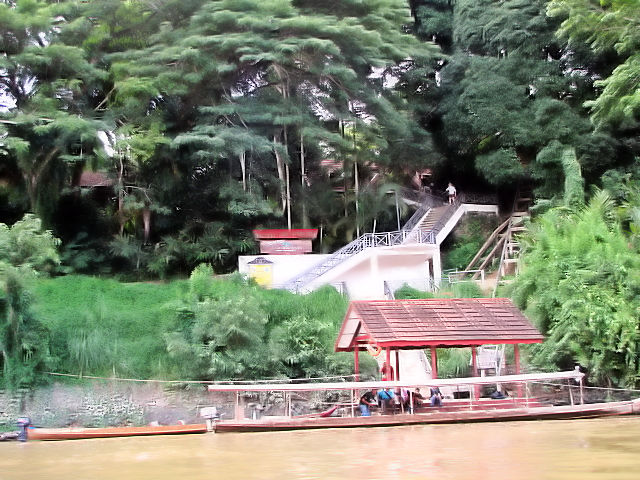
<box><xmin>354</xmin><ymin>347</ymin><xmax>360</xmax><ymax>382</ymax></box>
<box><xmin>385</xmin><ymin>347</ymin><xmax>392</xmax><ymax>380</ymax></box>
<box><xmin>471</xmin><ymin>346</ymin><xmax>481</xmax><ymax>399</ymax></box>
<box><xmin>430</xmin><ymin>346</ymin><xmax>438</xmax><ymax>379</ymax></box>
<box><xmin>395</xmin><ymin>350</ymin><xmax>400</xmax><ymax>381</ymax></box>
<box><xmin>471</xmin><ymin>347</ymin><xmax>478</xmax><ymax>376</ymax></box>
<box><xmin>514</xmin><ymin>344</ymin><xmax>522</xmax><ymax>398</ymax></box>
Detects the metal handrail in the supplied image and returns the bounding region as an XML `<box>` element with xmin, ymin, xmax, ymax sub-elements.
<box><xmin>445</xmin><ymin>269</ymin><xmax>486</xmax><ymax>284</ymax></box>
<box><xmin>283</xmin><ymin>227</ymin><xmax>437</xmax><ymax>293</ymax></box>
<box><xmin>283</xmin><ymin>191</ymin><xmax>498</xmax><ymax>293</ymax></box>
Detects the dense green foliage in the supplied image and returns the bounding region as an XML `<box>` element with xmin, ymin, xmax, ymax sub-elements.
<box><xmin>30</xmin><ymin>271</ymin><xmax>368</xmax><ymax>381</ymax></box>
<box><xmin>0</xmin><ymin>0</ymin><xmax>439</xmax><ymax>278</ymax></box>
<box><xmin>442</xmin><ymin>215</ymin><xmax>499</xmax><ymax>270</ymax></box>
<box><xmin>0</xmin><ymin>0</ymin><xmax>632</xmax><ymax>278</ymax></box>
<box><xmin>413</xmin><ymin>0</ymin><xmax>636</xmax><ymax>200</ymax></box>
<box><xmin>548</xmin><ymin>0</ymin><xmax>640</xmax><ymax>129</ymax></box>
<box><xmin>0</xmin><ymin>1</ymin><xmax>639</xmax><ymax>388</ymax></box>
<box><xmin>0</xmin><ymin>215</ymin><xmax>60</xmax><ymax>388</ymax></box>
<box><xmin>510</xmin><ymin>190</ymin><xmax>640</xmax><ymax>387</ymax></box>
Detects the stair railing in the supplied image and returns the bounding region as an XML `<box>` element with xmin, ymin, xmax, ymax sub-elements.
<box><xmin>282</xmin><ymin>191</ymin><xmax>498</xmax><ymax>293</ymax></box>
<box><xmin>282</xmin><ymin>226</ymin><xmax>438</xmax><ymax>293</ymax></box>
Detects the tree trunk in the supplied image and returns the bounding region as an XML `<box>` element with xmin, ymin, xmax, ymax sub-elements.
<box><xmin>273</xmin><ymin>135</ymin><xmax>287</xmax><ymax>214</ymax></box>
<box><xmin>300</xmin><ymin>131</ymin><xmax>309</xmax><ymax>228</ymax></box>
<box><xmin>286</xmin><ymin>163</ymin><xmax>292</xmax><ymax>230</ymax></box>
<box><xmin>239</xmin><ymin>151</ymin><xmax>247</xmax><ymax>192</ymax></box>
<box><xmin>117</xmin><ymin>152</ymin><xmax>126</xmax><ymax>235</ymax></box>
<box><xmin>142</xmin><ymin>206</ymin><xmax>151</xmax><ymax>243</ymax></box>
<box><xmin>24</xmin><ymin>147</ymin><xmax>60</xmax><ymax>213</ymax></box>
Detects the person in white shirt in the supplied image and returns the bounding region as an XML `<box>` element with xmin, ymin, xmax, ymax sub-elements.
<box><xmin>445</xmin><ymin>182</ymin><xmax>457</xmax><ymax>204</ymax></box>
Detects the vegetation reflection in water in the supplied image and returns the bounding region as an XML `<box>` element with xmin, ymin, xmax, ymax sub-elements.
<box><xmin>2</xmin><ymin>417</ymin><xmax>640</xmax><ymax>480</ymax></box>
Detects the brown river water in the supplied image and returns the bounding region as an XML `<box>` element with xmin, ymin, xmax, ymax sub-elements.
<box><xmin>2</xmin><ymin>417</ymin><xmax>640</xmax><ymax>480</ymax></box>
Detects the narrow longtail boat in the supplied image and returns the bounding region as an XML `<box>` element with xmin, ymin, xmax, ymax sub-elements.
<box><xmin>207</xmin><ymin>370</ymin><xmax>640</xmax><ymax>433</ymax></box>
<box><xmin>27</xmin><ymin>423</ymin><xmax>208</xmax><ymax>441</ymax></box>
<box><xmin>205</xmin><ymin>299</ymin><xmax>640</xmax><ymax>433</ymax></box>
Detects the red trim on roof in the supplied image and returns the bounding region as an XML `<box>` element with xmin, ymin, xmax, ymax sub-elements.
<box><xmin>345</xmin><ymin>339</ymin><xmax>542</xmax><ymax>352</ymax></box>
<box><xmin>253</xmin><ymin>229</ymin><xmax>318</xmax><ymax>240</ymax></box>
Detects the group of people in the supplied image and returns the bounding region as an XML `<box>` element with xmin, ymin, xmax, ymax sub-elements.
<box><xmin>359</xmin><ymin>361</ymin><xmax>445</xmax><ymax>416</ymax></box>
<box><xmin>358</xmin><ymin>386</ymin><xmax>444</xmax><ymax>417</ymax></box>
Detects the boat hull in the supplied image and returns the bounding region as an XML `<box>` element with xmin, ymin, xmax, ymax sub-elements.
<box><xmin>214</xmin><ymin>400</ymin><xmax>640</xmax><ymax>433</ymax></box>
<box><xmin>27</xmin><ymin>423</ymin><xmax>208</xmax><ymax>441</ymax></box>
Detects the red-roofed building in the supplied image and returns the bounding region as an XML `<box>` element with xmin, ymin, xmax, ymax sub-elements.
<box><xmin>252</xmin><ymin>229</ymin><xmax>318</xmax><ymax>255</ymax></box>
<box><xmin>75</xmin><ymin>171</ymin><xmax>114</xmax><ymax>188</ymax></box>
<box><xmin>335</xmin><ymin>298</ymin><xmax>543</xmax><ymax>380</ymax></box>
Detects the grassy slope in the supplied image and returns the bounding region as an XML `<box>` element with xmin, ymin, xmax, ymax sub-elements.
<box><xmin>32</xmin><ymin>276</ymin><xmax>189</xmax><ymax>378</ymax></box>
<box><xmin>30</xmin><ymin>275</ymin><xmax>356</xmax><ymax>380</ymax></box>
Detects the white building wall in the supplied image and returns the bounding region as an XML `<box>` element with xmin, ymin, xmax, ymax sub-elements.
<box><xmin>238</xmin><ymin>254</ymin><xmax>330</xmax><ymax>287</ymax></box>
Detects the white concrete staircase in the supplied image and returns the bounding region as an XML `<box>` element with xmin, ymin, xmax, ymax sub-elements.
<box><xmin>281</xmin><ymin>192</ymin><xmax>498</xmax><ymax>294</ymax></box>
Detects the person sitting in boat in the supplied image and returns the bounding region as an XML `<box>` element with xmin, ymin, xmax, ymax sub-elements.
<box><xmin>412</xmin><ymin>388</ymin><xmax>426</xmax><ymax>409</ymax></box>
<box><xmin>380</xmin><ymin>362</ymin><xmax>395</xmax><ymax>381</ymax></box>
<box><xmin>430</xmin><ymin>386</ymin><xmax>443</xmax><ymax>407</ymax></box>
<box><xmin>395</xmin><ymin>387</ymin><xmax>410</xmax><ymax>412</ymax></box>
<box><xmin>490</xmin><ymin>389</ymin><xmax>507</xmax><ymax>400</ymax></box>
<box><xmin>377</xmin><ymin>388</ymin><xmax>395</xmax><ymax>413</ymax></box>
<box><xmin>359</xmin><ymin>390</ymin><xmax>377</xmax><ymax>417</ymax></box>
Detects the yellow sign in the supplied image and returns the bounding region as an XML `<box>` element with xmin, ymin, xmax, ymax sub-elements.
<box><xmin>249</xmin><ymin>263</ymin><xmax>273</xmax><ymax>287</ymax></box>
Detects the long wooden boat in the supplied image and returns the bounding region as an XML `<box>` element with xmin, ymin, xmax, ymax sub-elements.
<box><xmin>208</xmin><ymin>370</ymin><xmax>640</xmax><ymax>433</ymax></box>
<box><xmin>213</xmin><ymin>399</ymin><xmax>640</xmax><ymax>432</ymax></box>
<box><xmin>27</xmin><ymin>423</ymin><xmax>208</xmax><ymax>441</ymax></box>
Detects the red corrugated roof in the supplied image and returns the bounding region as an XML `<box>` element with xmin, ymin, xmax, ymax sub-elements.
<box><xmin>253</xmin><ymin>229</ymin><xmax>318</xmax><ymax>240</ymax></box>
<box><xmin>77</xmin><ymin>171</ymin><xmax>114</xmax><ymax>187</ymax></box>
<box><xmin>335</xmin><ymin>298</ymin><xmax>543</xmax><ymax>351</ymax></box>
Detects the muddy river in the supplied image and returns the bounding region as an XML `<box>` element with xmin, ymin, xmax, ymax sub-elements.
<box><xmin>2</xmin><ymin>417</ymin><xmax>639</xmax><ymax>479</ymax></box>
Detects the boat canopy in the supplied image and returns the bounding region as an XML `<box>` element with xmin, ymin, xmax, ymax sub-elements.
<box><xmin>335</xmin><ymin>298</ymin><xmax>543</xmax><ymax>352</ymax></box>
<box><xmin>207</xmin><ymin>370</ymin><xmax>581</xmax><ymax>393</ymax></box>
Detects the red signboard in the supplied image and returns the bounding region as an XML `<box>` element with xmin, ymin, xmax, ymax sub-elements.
<box><xmin>259</xmin><ymin>239</ymin><xmax>313</xmax><ymax>255</ymax></box>
<box><xmin>253</xmin><ymin>229</ymin><xmax>318</xmax><ymax>240</ymax></box>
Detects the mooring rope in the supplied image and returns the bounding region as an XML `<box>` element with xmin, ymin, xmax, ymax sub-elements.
<box><xmin>45</xmin><ymin>371</ymin><xmax>358</xmax><ymax>385</ymax></box>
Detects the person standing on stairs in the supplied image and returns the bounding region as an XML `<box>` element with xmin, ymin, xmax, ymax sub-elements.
<box><xmin>445</xmin><ymin>182</ymin><xmax>457</xmax><ymax>204</ymax></box>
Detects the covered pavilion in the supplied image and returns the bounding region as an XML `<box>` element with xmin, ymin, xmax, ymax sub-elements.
<box><xmin>334</xmin><ymin>298</ymin><xmax>544</xmax><ymax>380</ymax></box>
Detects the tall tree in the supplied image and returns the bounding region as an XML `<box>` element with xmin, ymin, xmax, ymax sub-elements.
<box><xmin>412</xmin><ymin>0</ymin><xmax>625</xmax><ymax>200</ymax></box>
<box><xmin>0</xmin><ymin>214</ymin><xmax>59</xmax><ymax>388</ymax></box>
<box><xmin>548</xmin><ymin>0</ymin><xmax>640</xmax><ymax>129</ymax></box>
<box><xmin>0</xmin><ymin>0</ymin><xmax>108</xmax><ymax>221</ymax></box>
<box><xmin>510</xmin><ymin>191</ymin><xmax>640</xmax><ymax>387</ymax></box>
